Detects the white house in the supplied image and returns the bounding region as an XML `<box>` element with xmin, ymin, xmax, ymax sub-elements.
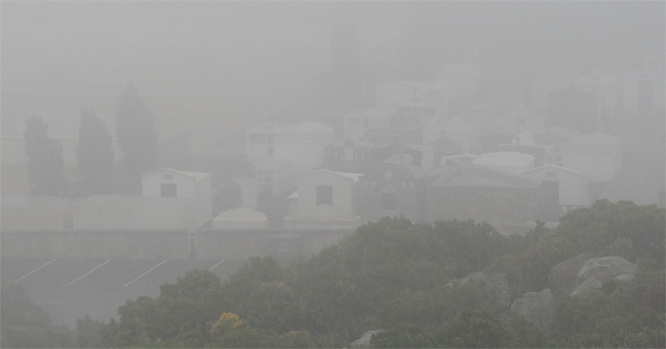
<box><xmin>473</xmin><ymin>151</ymin><xmax>536</xmax><ymax>175</ymax></box>
<box><xmin>142</xmin><ymin>168</ymin><xmax>212</xmax><ymax>226</ymax></box>
<box><xmin>522</xmin><ymin>164</ymin><xmax>588</xmax><ymax>211</ymax></box>
<box><xmin>246</xmin><ymin>121</ymin><xmax>336</xmax><ymax>176</ymax></box>
<box><xmin>283</xmin><ymin>169</ymin><xmax>362</xmax><ymax>230</ymax></box>
<box><xmin>212</xmin><ymin>207</ymin><xmax>268</xmax><ymax>230</ymax></box>
<box><xmin>563</xmin><ymin>132</ymin><xmax>622</xmax><ymax>183</ymax></box>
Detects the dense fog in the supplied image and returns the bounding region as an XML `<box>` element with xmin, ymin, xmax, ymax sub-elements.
<box><xmin>1</xmin><ymin>2</ymin><xmax>665</xmax><ymax>348</ymax></box>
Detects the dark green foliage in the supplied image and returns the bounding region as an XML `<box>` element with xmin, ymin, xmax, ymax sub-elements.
<box><xmin>23</xmin><ymin>116</ymin><xmax>68</xmax><ymax>196</ymax></box>
<box><xmin>110</xmin><ymin>270</ymin><xmax>223</xmax><ymax>347</ymax></box>
<box><xmin>551</xmin><ymin>273</ymin><xmax>665</xmax><ymax>348</ymax></box>
<box><xmin>96</xmin><ymin>201</ymin><xmax>664</xmax><ymax>348</ymax></box>
<box><xmin>116</xmin><ymin>83</ymin><xmax>158</xmax><ymax>177</ymax></box>
<box><xmin>558</xmin><ymin>199</ymin><xmax>665</xmax><ymax>263</ymax></box>
<box><xmin>77</xmin><ymin>109</ymin><xmax>114</xmax><ymax>195</ymax></box>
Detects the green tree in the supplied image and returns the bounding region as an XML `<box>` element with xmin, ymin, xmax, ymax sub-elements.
<box><xmin>77</xmin><ymin>109</ymin><xmax>114</xmax><ymax>195</ymax></box>
<box><xmin>23</xmin><ymin>116</ymin><xmax>67</xmax><ymax>196</ymax></box>
<box><xmin>116</xmin><ymin>83</ymin><xmax>158</xmax><ymax>180</ymax></box>
<box><xmin>434</xmin><ymin>310</ymin><xmax>511</xmax><ymax>348</ymax></box>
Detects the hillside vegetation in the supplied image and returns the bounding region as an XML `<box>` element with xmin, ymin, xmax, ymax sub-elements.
<box><xmin>2</xmin><ymin>200</ymin><xmax>664</xmax><ymax>348</ymax></box>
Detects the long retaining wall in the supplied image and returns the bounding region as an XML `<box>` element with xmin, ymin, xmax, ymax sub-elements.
<box><xmin>0</xmin><ymin>228</ymin><xmax>353</xmax><ymax>260</ymax></box>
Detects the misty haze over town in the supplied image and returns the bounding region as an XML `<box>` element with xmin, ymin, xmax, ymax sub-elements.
<box><xmin>1</xmin><ymin>1</ymin><xmax>665</xmax><ymax>348</ymax></box>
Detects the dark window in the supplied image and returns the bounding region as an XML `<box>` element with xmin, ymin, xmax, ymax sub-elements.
<box><xmin>382</xmin><ymin>192</ymin><xmax>397</xmax><ymax>210</ymax></box>
<box><xmin>163</xmin><ymin>174</ymin><xmax>173</xmax><ymax>180</ymax></box>
<box><xmin>546</xmin><ymin>171</ymin><xmax>556</xmax><ymax>177</ymax></box>
<box><xmin>316</xmin><ymin>185</ymin><xmax>333</xmax><ymax>206</ymax></box>
<box><xmin>161</xmin><ymin>183</ymin><xmax>177</xmax><ymax>197</ymax></box>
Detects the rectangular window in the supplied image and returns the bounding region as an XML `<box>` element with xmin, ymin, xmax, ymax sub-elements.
<box><xmin>546</xmin><ymin>171</ymin><xmax>556</xmax><ymax>178</ymax></box>
<box><xmin>162</xmin><ymin>174</ymin><xmax>173</xmax><ymax>180</ymax></box>
<box><xmin>316</xmin><ymin>185</ymin><xmax>333</xmax><ymax>206</ymax></box>
<box><xmin>382</xmin><ymin>192</ymin><xmax>397</xmax><ymax>210</ymax></box>
<box><xmin>161</xmin><ymin>183</ymin><xmax>177</xmax><ymax>198</ymax></box>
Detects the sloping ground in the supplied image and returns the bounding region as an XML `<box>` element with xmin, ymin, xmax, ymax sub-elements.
<box><xmin>1</xmin><ymin>258</ymin><xmax>246</xmax><ymax>327</ymax></box>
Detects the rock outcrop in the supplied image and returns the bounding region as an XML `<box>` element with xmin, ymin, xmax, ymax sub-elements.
<box><xmin>571</xmin><ymin>256</ymin><xmax>638</xmax><ymax>297</ymax></box>
<box><xmin>570</xmin><ymin>276</ymin><xmax>603</xmax><ymax>297</ymax></box>
<box><xmin>510</xmin><ymin>289</ymin><xmax>553</xmax><ymax>330</ymax></box>
<box><xmin>548</xmin><ymin>252</ymin><xmax>593</xmax><ymax>292</ymax></box>
<box><xmin>347</xmin><ymin>330</ymin><xmax>384</xmax><ymax>348</ymax></box>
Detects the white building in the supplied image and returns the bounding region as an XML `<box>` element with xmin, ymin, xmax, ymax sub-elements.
<box><xmin>522</xmin><ymin>164</ymin><xmax>588</xmax><ymax>210</ymax></box>
<box><xmin>473</xmin><ymin>151</ymin><xmax>536</xmax><ymax>175</ymax></box>
<box><xmin>246</xmin><ymin>121</ymin><xmax>336</xmax><ymax>176</ymax></box>
<box><xmin>563</xmin><ymin>132</ymin><xmax>622</xmax><ymax>183</ymax></box>
<box><xmin>283</xmin><ymin>169</ymin><xmax>362</xmax><ymax>230</ymax></box>
<box><xmin>142</xmin><ymin>168</ymin><xmax>212</xmax><ymax>226</ymax></box>
<box><xmin>212</xmin><ymin>207</ymin><xmax>268</xmax><ymax>230</ymax></box>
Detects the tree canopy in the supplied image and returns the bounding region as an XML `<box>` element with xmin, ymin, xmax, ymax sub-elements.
<box><xmin>23</xmin><ymin>116</ymin><xmax>68</xmax><ymax>196</ymax></box>
<box><xmin>116</xmin><ymin>83</ymin><xmax>158</xmax><ymax>179</ymax></box>
<box><xmin>84</xmin><ymin>201</ymin><xmax>665</xmax><ymax>348</ymax></box>
<box><xmin>77</xmin><ymin>109</ymin><xmax>114</xmax><ymax>195</ymax></box>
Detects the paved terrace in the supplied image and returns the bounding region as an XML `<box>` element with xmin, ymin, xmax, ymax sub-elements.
<box><xmin>1</xmin><ymin>258</ymin><xmax>247</xmax><ymax>327</ymax></box>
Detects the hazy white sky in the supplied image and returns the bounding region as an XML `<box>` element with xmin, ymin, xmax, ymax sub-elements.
<box><xmin>2</xmin><ymin>1</ymin><xmax>663</xmax><ymax>135</ymax></box>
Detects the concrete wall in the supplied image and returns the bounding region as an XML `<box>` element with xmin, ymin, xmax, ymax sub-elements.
<box><xmin>427</xmin><ymin>186</ymin><xmax>541</xmax><ymax>225</ymax></box>
<box><xmin>1</xmin><ymin>230</ymin><xmax>191</xmax><ymax>259</ymax></box>
<box><xmin>71</xmin><ymin>198</ymin><xmax>195</xmax><ymax>230</ymax></box>
<box><xmin>1</xmin><ymin>228</ymin><xmax>353</xmax><ymax>260</ymax></box>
